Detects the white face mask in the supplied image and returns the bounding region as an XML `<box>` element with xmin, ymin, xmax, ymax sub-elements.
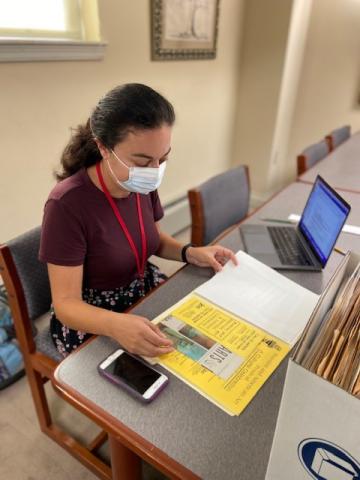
<box><xmin>107</xmin><ymin>149</ymin><xmax>167</xmax><ymax>195</ymax></box>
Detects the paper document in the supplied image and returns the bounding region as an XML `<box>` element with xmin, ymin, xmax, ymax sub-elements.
<box><xmin>153</xmin><ymin>294</ymin><xmax>290</xmax><ymax>415</ymax></box>
<box><xmin>151</xmin><ymin>250</ymin><xmax>319</xmax><ymax>414</ymax></box>
<box><xmin>298</xmin><ymin>258</ymin><xmax>360</xmax><ymax>397</ymax></box>
<box><xmin>195</xmin><ymin>251</ymin><xmax>319</xmax><ymax>345</ymax></box>
<box><xmin>288</xmin><ymin>213</ymin><xmax>360</xmax><ymax>236</ymax></box>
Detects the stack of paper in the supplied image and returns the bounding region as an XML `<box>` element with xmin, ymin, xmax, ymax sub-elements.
<box><xmin>152</xmin><ymin>251</ymin><xmax>319</xmax><ymax>415</ymax></box>
<box><xmin>298</xmin><ymin>262</ymin><xmax>360</xmax><ymax>397</ymax></box>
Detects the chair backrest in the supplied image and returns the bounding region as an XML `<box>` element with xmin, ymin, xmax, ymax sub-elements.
<box><xmin>297</xmin><ymin>139</ymin><xmax>329</xmax><ymax>176</ymax></box>
<box><xmin>326</xmin><ymin>125</ymin><xmax>351</xmax><ymax>151</ymax></box>
<box><xmin>0</xmin><ymin>227</ymin><xmax>51</xmax><ymax>352</ymax></box>
<box><xmin>188</xmin><ymin>165</ymin><xmax>250</xmax><ymax>246</ymax></box>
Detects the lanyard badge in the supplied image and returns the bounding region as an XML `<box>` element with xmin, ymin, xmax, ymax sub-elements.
<box><xmin>96</xmin><ymin>162</ymin><xmax>147</xmax><ymax>278</ymax></box>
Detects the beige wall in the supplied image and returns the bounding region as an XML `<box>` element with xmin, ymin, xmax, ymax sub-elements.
<box><xmin>268</xmin><ymin>0</ymin><xmax>313</xmax><ymax>193</ymax></box>
<box><xmin>287</xmin><ymin>0</ymin><xmax>360</xmax><ymax>180</ymax></box>
<box><xmin>233</xmin><ymin>0</ymin><xmax>360</xmax><ymax>202</ymax></box>
<box><xmin>1</xmin><ymin>0</ymin><xmax>360</xmax><ymax>243</ymax></box>
<box><xmin>0</xmin><ymin>0</ymin><xmax>245</xmax><ymax>241</ymax></box>
<box><xmin>232</xmin><ymin>0</ymin><xmax>293</xmax><ymax>200</ymax></box>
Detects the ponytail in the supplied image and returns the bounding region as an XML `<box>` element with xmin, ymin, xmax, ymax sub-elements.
<box><xmin>56</xmin><ymin>119</ymin><xmax>101</xmax><ymax>181</ymax></box>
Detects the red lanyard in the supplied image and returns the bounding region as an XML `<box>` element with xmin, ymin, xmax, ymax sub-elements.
<box><xmin>95</xmin><ymin>162</ymin><xmax>147</xmax><ymax>278</ymax></box>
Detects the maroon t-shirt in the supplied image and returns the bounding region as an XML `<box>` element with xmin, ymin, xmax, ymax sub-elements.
<box><xmin>39</xmin><ymin>168</ymin><xmax>164</xmax><ymax>289</ymax></box>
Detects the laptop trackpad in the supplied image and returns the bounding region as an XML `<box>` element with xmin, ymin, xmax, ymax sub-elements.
<box><xmin>244</xmin><ymin>233</ymin><xmax>277</xmax><ymax>254</ymax></box>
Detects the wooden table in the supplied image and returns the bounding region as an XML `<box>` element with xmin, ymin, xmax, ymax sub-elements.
<box><xmin>53</xmin><ymin>182</ymin><xmax>360</xmax><ymax>480</ymax></box>
<box><xmin>298</xmin><ymin>132</ymin><xmax>360</xmax><ymax>193</ymax></box>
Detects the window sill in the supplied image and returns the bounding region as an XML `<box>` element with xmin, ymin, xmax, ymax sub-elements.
<box><xmin>0</xmin><ymin>39</ymin><xmax>107</xmax><ymax>62</ymax></box>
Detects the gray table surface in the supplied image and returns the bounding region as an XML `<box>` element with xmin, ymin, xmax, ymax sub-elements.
<box><xmin>298</xmin><ymin>131</ymin><xmax>360</xmax><ymax>192</ymax></box>
<box><xmin>55</xmin><ymin>182</ymin><xmax>360</xmax><ymax>480</ymax></box>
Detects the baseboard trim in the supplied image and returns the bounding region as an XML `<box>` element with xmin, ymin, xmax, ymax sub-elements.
<box><xmin>160</xmin><ymin>196</ymin><xmax>191</xmax><ymax>236</ymax></box>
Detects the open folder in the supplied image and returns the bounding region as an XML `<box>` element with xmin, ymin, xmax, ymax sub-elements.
<box><xmin>151</xmin><ymin>251</ymin><xmax>319</xmax><ymax>415</ymax></box>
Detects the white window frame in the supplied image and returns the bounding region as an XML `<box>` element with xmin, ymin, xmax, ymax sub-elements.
<box><xmin>0</xmin><ymin>0</ymin><xmax>106</xmax><ymax>62</ymax></box>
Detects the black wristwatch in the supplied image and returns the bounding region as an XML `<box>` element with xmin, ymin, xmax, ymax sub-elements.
<box><xmin>181</xmin><ymin>243</ymin><xmax>194</xmax><ymax>263</ymax></box>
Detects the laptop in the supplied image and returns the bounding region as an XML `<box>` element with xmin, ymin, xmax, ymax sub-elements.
<box><xmin>240</xmin><ymin>176</ymin><xmax>351</xmax><ymax>271</ymax></box>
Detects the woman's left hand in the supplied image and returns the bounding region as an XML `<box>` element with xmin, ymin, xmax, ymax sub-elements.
<box><xmin>185</xmin><ymin>245</ymin><xmax>238</xmax><ymax>272</ymax></box>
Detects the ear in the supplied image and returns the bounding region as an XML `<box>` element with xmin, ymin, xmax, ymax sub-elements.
<box><xmin>94</xmin><ymin>138</ymin><xmax>110</xmax><ymax>160</ymax></box>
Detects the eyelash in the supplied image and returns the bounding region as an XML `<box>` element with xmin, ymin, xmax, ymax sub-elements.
<box><xmin>139</xmin><ymin>157</ymin><xmax>169</xmax><ymax>167</ymax></box>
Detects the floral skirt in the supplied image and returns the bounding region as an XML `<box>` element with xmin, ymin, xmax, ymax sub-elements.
<box><xmin>50</xmin><ymin>263</ymin><xmax>167</xmax><ymax>357</ymax></box>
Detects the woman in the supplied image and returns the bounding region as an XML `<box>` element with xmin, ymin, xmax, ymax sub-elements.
<box><xmin>39</xmin><ymin>83</ymin><xmax>237</xmax><ymax>358</ymax></box>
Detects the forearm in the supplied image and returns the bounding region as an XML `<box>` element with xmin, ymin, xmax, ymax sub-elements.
<box><xmin>156</xmin><ymin>230</ymin><xmax>184</xmax><ymax>261</ymax></box>
<box><xmin>53</xmin><ymin>298</ymin><xmax>122</xmax><ymax>338</ymax></box>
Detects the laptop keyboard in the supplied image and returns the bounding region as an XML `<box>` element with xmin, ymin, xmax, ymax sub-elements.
<box><xmin>267</xmin><ymin>227</ymin><xmax>313</xmax><ymax>266</ymax></box>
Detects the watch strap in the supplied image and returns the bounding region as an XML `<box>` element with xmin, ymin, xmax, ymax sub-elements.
<box><xmin>181</xmin><ymin>243</ymin><xmax>194</xmax><ymax>263</ymax></box>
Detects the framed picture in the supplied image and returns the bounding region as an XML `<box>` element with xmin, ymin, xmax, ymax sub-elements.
<box><xmin>151</xmin><ymin>0</ymin><xmax>220</xmax><ymax>61</ymax></box>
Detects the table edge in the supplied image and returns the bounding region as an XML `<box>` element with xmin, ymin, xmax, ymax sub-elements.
<box><xmin>53</xmin><ymin>368</ymin><xmax>201</xmax><ymax>480</ymax></box>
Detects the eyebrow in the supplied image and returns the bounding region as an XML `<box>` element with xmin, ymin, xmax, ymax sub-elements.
<box><xmin>132</xmin><ymin>147</ymin><xmax>171</xmax><ymax>161</ymax></box>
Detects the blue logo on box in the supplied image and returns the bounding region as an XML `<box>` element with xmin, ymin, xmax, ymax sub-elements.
<box><xmin>298</xmin><ymin>438</ymin><xmax>360</xmax><ymax>480</ymax></box>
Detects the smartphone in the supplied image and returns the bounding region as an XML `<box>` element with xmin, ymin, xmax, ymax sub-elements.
<box><xmin>98</xmin><ymin>349</ymin><xmax>168</xmax><ymax>403</ymax></box>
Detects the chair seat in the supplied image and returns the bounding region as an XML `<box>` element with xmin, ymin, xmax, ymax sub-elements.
<box><xmin>35</xmin><ymin>321</ymin><xmax>63</xmax><ymax>362</ymax></box>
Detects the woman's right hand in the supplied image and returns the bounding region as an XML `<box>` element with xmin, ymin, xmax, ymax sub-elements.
<box><xmin>111</xmin><ymin>313</ymin><xmax>174</xmax><ymax>357</ymax></box>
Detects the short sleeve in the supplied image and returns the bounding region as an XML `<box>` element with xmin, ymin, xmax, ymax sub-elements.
<box><xmin>39</xmin><ymin>198</ymin><xmax>86</xmax><ymax>266</ymax></box>
<box><xmin>151</xmin><ymin>190</ymin><xmax>164</xmax><ymax>222</ymax></box>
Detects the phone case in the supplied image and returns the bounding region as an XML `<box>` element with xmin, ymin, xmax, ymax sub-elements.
<box><xmin>97</xmin><ymin>351</ymin><xmax>168</xmax><ymax>403</ymax></box>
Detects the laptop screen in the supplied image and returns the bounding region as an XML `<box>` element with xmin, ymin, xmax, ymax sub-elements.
<box><xmin>299</xmin><ymin>176</ymin><xmax>351</xmax><ymax>266</ymax></box>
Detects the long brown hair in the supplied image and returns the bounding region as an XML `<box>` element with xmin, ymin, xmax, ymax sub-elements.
<box><xmin>56</xmin><ymin>83</ymin><xmax>175</xmax><ymax>180</ymax></box>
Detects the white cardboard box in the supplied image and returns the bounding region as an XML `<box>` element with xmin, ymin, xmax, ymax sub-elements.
<box><xmin>265</xmin><ymin>253</ymin><xmax>360</xmax><ymax>480</ymax></box>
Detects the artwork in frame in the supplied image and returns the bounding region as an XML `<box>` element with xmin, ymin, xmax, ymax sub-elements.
<box><xmin>151</xmin><ymin>0</ymin><xmax>220</xmax><ymax>61</ymax></box>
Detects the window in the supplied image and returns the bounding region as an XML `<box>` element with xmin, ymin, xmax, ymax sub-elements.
<box><xmin>0</xmin><ymin>0</ymin><xmax>106</xmax><ymax>62</ymax></box>
<box><xmin>0</xmin><ymin>0</ymin><xmax>82</xmax><ymax>40</ymax></box>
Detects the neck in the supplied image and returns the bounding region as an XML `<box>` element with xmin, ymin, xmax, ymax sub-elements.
<box><xmin>88</xmin><ymin>160</ymin><xmax>130</xmax><ymax>199</ymax></box>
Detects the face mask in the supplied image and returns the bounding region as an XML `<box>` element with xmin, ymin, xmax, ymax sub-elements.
<box><xmin>107</xmin><ymin>149</ymin><xmax>167</xmax><ymax>195</ymax></box>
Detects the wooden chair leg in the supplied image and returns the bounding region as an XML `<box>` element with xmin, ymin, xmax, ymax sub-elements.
<box><xmin>46</xmin><ymin>424</ymin><xmax>112</xmax><ymax>480</ymax></box>
<box><xmin>24</xmin><ymin>364</ymin><xmax>111</xmax><ymax>479</ymax></box>
<box><xmin>26</xmin><ymin>365</ymin><xmax>52</xmax><ymax>429</ymax></box>
<box><xmin>88</xmin><ymin>430</ymin><xmax>109</xmax><ymax>452</ymax></box>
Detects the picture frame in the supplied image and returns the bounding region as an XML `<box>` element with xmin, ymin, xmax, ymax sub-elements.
<box><xmin>151</xmin><ymin>0</ymin><xmax>220</xmax><ymax>61</ymax></box>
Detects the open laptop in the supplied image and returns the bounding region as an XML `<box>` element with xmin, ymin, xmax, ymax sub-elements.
<box><xmin>240</xmin><ymin>176</ymin><xmax>351</xmax><ymax>271</ymax></box>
